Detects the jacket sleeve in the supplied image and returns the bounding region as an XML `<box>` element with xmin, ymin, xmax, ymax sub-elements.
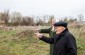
<box><xmin>39</xmin><ymin>27</ymin><xmax>51</xmax><ymax>33</ymax></box>
<box><xmin>66</xmin><ymin>35</ymin><xmax>77</xmax><ymax>55</ymax></box>
<box><xmin>39</xmin><ymin>36</ymin><xmax>54</xmax><ymax>44</ymax></box>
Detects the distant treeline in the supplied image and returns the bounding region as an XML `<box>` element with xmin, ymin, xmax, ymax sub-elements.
<box><xmin>0</xmin><ymin>10</ymin><xmax>84</xmax><ymax>26</ymax></box>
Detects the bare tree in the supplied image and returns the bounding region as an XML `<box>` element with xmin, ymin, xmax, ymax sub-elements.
<box><xmin>63</xmin><ymin>17</ymin><xmax>68</xmax><ymax>22</ymax></box>
<box><xmin>78</xmin><ymin>14</ymin><xmax>84</xmax><ymax>22</ymax></box>
<box><xmin>0</xmin><ymin>10</ymin><xmax>9</xmax><ymax>25</ymax></box>
<box><xmin>48</xmin><ymin>15</ymin><xmax>55</xmax><ymax>25</ymax></box>
<box><xmin>4</xmin><ymin>10</ymin><xmax>9</xmax><ymax>25</ymax></box>
<box><xmin>9</xmin><ymin>11</ymin><xmax>22</xmax><ymax>26</ymax></box>
<box><xmin>21</xmin><ymin>16</ymin><xmax>34</xmax><ymax>26</ymax></box>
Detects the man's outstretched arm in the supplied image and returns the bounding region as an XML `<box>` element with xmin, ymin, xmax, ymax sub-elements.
<box><xmin>35</xmin><ymin>33</ymin><xmax>54</xmax><ymax>44</ymax></box>
<box><xmin>36</xmin><ymin>27</ymin><xmax>51</xmax><ymax>34</ymax></box>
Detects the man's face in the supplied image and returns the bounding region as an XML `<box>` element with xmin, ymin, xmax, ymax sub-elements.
<box><xmin>54</xmin><ymin>26</ymin><xmax>65</xmax><ymax>34</ymax></box>
<box><xmin>51</xmin><ymin>19</ymin><xmax>56</xmax><ymax>26</ymax></box>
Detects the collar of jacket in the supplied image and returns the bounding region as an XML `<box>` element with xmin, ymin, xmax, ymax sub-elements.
<box><xmin>57</xmin><ymin>28</ymin><xmax>68</xmax><ymax>36</ymax></box>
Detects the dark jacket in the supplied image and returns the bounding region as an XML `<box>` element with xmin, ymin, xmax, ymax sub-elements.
<box><xmin>40</xmin><ymin>28</ymin><xmax>77</xmax><ymax>55</ymax></box>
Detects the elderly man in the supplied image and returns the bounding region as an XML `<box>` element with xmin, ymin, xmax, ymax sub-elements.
<box><xmin>35</xmin><ymin>21</ymin><xmax>77</xmax><ymax>55</ymax></box>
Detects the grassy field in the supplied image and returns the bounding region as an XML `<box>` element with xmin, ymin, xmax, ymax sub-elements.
<box><xmin>0</xmin><ymin>26</ymin><xmax>85</xmax><ymax>55</ymax></box>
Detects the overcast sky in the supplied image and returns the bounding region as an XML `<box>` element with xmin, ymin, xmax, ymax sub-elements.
<box><xmin>0</xmin><ymin>0</ymin><xmax>85</xmax><ymax>18</ymax></box>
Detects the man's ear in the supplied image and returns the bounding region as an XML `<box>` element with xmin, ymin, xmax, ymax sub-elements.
<box><xmin>62</xmin><ymin>27</ymin><xmax>66</xmax><ymax>30</ymax></box>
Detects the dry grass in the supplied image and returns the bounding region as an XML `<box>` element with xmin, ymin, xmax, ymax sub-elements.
<box><xmin>0</xmin><ymin>25</ymin><xmax>85</xmax><ymax>55</ymax></box>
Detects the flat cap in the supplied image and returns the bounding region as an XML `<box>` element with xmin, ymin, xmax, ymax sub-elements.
<box><xmin>54</xmin><ymin>21</ymin><xmax>67</xmax><ymax>27</ymax></box>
